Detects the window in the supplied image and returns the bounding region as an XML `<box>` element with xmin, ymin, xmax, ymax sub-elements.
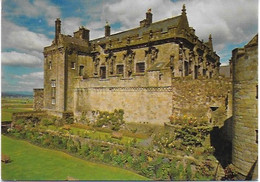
<box><xmin>256</xmin><ymin>130</ymin><xmax>258</xmax><ymax>144</ymax></box>
<box><xmin>203</xmin><ymin>69</ymin><xmax>206</xmax><ymax>76</ymax></box>
<box><xmin>116</xmin><ymin>65</ymin><xmax>124</xmax><ymax>74</ymax></box>
<box><xmin>49</xmin><ymin>61</ymin><xmax>52</xmax><ymax>69</ymax></box>
<box><xmin>51</xmin><ymin>87</ymin><xmax>56</xmax><ymax>97</ymax></box>
<box><xmin>79</xmin><ymin>65</ymin><xmax>84</xmax><ymax>76</ymax></box>
<box><xmin>51</xmin><ymin>80</ymin><xmax>56</xmax><ymax>104</ymax></box>
<box><xmin>51</xmin><ymin>80</ymin><xmax>56</xmax><ymax>87</ymax></box>
<box><xmin>100</xmin><ymin>66</ymin><xmax>106</xmax><ymax>79</ymax></box>
<box><xmin>194</xmin><ymin>65</ymin><xmax>198</xmax><ymax>79</ymax></box>
<box><xmin>71</xmin><ymin>62</ymin><xmax>76</xmax><ymax>69</ymax></box>
<box><xmin>256</xmin><ymin>85</ymin><xmax>258</xmax><ymax>99</ymax></box>
<box><xmin>136</xmin><ymin>62</ymin><xmax>145</xmax><ymax>73</ymax></box>
<box><xmin>209</xmin><ymin>71</ymin><xmax>213</xmax><ymax>78</ymax></box>
<box><xmin>184</xmin><ymin>61</ymin><xmax>189</xmax><ymax>76</ymax></box>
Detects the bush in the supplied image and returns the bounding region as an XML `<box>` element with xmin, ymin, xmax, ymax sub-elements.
<box><xmin>80</xmin><ymin>145</ymin><xmax>91</xmax><ymax>157</ymax></box>
<box><xmin>169</xmin><ymin>161</ymin><xmax>179</xmax><ymax>180</ymax></box>
<box><xmin>41</xmin><ymin>118</ymin><xmax>54</xmax><ymax>126</ymax></box>
<box><xmin>16</xmin><ymin>119</ymin><xmax>25</xmax><ymax>125</ymax></box>
<box><xmin>95</xmin><ymin>109</ymin><xmax>125</xmax><ymax>131</ymax></box>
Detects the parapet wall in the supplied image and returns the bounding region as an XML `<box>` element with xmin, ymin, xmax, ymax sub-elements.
<box><xmin>74</xmin><ymin>86</ymin><xmax>172</xmax><ymax>125</ymax></box>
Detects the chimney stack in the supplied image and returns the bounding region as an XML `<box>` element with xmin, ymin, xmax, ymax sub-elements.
<box><xmin>74</xmin><ymin>26</ymin><xmax>90</xmax><ymax>42</ymax></box>
<box><xmin>55</xmin><ymin>18</ymin><xmax>61</xmax><ymax>44</ymax></box>
<box><xmin>105</xmin><ymin>21</ymin><xmax>111</xmax><ymax>37</ymax></box>
<box><xmin>146</xmin><ymin>8</ymin><xmax>152</xmax><ymax>25</ymax></box>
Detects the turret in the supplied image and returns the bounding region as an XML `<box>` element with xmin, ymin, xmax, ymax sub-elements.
<box><xmin>177</xmin><ymin>4</ymin><xmax>189</xmax><ymax>34</ymax></box>
<box><xmin>105</xmin><ymin>21</ymin><xmax>111</xmax><ymax>37</ymax></box>
<box><xmin>182</xmin><ymin>4</ymin><xmax>186</xmax><ymax>15</ymax></box>
<box><xmin>55</xmin><ymin>18</ymin><xmax>61</xmax><ymax>44</ymax></box>
<box><xmin>208</xmin><ymin>34</ymin><xmax>213</xmax><ymax>50</ymax></box>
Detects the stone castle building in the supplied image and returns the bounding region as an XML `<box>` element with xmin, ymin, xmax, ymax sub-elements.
<box><xmin>37</xmin><ymin>5</ymin><xmax>227</xmax><ymax>125</ymax></box>
<box><xmin>231</xmin><ymin>34</ymin><xmax>258</xmax><ymax>179</ymax></box>
<box><xmin>32</xmin><ymin>4</ymin><xmax>257</xmax><ymax>180</ymax></box>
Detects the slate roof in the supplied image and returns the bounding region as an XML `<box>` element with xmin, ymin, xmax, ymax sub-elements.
<box><xmin>91</xmin><ymin>15</ymin><xmax>182</xmax><ymax>43</ymax></box>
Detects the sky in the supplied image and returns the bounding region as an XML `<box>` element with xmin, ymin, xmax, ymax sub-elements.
<box><xmin>1</xmin><ymin>0</ymin><xmax>258</xmax><ymax>92</ymax></box>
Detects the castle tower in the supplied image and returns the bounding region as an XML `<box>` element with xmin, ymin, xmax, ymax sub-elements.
<box><xmin>232</xmin><ymin>34</ymin><xmax>258</xmax><ymax>179</ymax></box>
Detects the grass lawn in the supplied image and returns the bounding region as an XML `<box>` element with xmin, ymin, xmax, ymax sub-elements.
<box><xmin>2</xmin><ymin>98</ymin><xmax>33</xmax><ymax>121</ymax></box>
<box><xmin>1</xmin><ymin>135</ymin><xmax>149</xmax><ymax>181</ymax></box>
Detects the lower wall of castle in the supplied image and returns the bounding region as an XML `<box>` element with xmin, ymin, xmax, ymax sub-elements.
<box><xmin>73</xmin><ymin>86</ymin><xmax>173</xmax><ymax>125</ymax></box>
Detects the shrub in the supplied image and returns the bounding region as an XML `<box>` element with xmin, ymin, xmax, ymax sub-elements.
<box><xmin>186</xmin><ymin>162</ymin><xmax>192</xmax><ymax>180</ymax></box>
<box><xmin>169</xmin><ymin>161</ymin><xmax>179</xmax><ymax>180</ymax></box>
<box><xmin>80</xmin><ymin>145</ymin><xmax>90</xmax><ymax>157</ymax></box>
<box><xmin>41</xmin><ymin>118</ymin><xmax>54</xmax><ymax>126</ymax></box>
<box><xmin>16</xmin><ymin>119</ymin><xmax>25</xmax><ymax>125</ymax></box>
<box><xmin>95</xmin><ymin>109</ymin><xmax>125</xmax><ymax>131</ymax></box>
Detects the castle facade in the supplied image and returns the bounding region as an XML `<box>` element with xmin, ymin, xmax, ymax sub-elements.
<box><xmin>41</xmin><ymin>5</ymin><xmax>222</xmax><ymax>124</ymax></box>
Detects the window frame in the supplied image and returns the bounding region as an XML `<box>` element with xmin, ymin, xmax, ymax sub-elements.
<box><xmin>100</xmin><ymin>66</ymin><xmax>107</xmax><ymax>79</ymax></box>
<box><xmin>71</xmin><ymin>62</ymin><xmax>76</xmax><ymax>69</ymax></box>
<box><xmin>116</xmin><ymin>64</ymin><xmax>124</xmax><ymax>75</ymax></box>
<box><xmin>49</xmin><ymin>61</ymin><xmax>52</xmax><ymax>70</ymax></box>
<box><xmin>136</xmin><ymin>62</ymin><xmax>145</xmax><ymax>73</ymax></box>
<box><xmin>79</xmin><ymin>65</ymin><xmax>84</xmax><ymax>76</ymax></box>
<box><xmin>51</xmin><ymin>98</ymin><xmax>56</xmax><ymax>105</ymax></box>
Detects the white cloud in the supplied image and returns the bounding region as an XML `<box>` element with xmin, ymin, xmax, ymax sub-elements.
<box><xmin>16</xmin><ymin>72</ymin><xmax>44</xmax><ymax>90</ymax></box>
<box><xmin>86</xmin><ymin>0</ymin><xmax>257</xmax><ymax>54</ymax></box>
<box><xmin>102</xmin><ymin>0</ymin><xmax>174</xmax><ymax>28</ymax></box>
<box><xmin>62</xmin><ymin>17</ymin><xmax>82</xmax><ymax>35</ymax></box>
<box><xmin>2</xmin><ymin>72</ymin><xmax>44</xmax><ymax>92</ymax></box>
<box><xmin>2</xmin><ymin>51</ymin><xmax>43</xmax><ymax>67</ymax></box>
<box><xmin>14</xmin><ymin>72</ymin><xmax>43</xmax><ymax>80</ymax></box>
<box><xmin>3</xmin><ymin>0</ymin><xmax>61</xmax><ymax>26</ymax></box>
<box><xmin>2</xmin><ymin>19</ymin><xmax>52</xmax><ymax>53</ymax></box>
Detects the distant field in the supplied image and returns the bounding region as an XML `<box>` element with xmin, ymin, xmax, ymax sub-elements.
<box><xmin>1</xmin><ymin>135</ymin><xmax>148</xmax><ymax>181</ymax></box>
<box><xmin>1</xmin><ymin>97</ymin><xmax>33</xmax><ymax>121</ymax></box>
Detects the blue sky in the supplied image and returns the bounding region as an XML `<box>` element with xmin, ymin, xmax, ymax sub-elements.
<box><xmin>1</xmin><ymin>0</ymin><xmax>258</xmax><ymax>92</ymax></box>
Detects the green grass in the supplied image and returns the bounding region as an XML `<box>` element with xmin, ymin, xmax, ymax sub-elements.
<box><xmin>1</xmin><ymin>98</ymin><xmax>33</xmax><ymax>121</ymax></box>
<box><xmin>1</xmin><ymin>135</ymin><xmax>149</xmax><ymax>181</ymax></box>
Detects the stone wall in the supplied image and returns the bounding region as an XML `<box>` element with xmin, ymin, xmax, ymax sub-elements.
<box><xmin>171</xmin><ymin>77</ymin><xmax>231</xmax><ymax>125</ymax></box>
<box><xmin>74</xmin><ymin>78</ymin><xmax>172</xmax><ymax>125</ymax></box>
<box><xmin>33</xmin><ymin>89</ymin><xmax>44</xmax><ymax>111</ymax></box>
<box><xmin>231</xmin><ymin>35</ymin><xmax>258</xmax><ymax>178</ymax></box>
